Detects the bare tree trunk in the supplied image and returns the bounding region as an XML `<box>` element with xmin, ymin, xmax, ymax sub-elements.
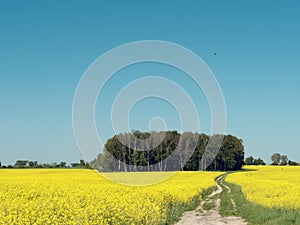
<box><xmin>134</xmin><ymin>137</ymin><xmax>137</xmax><ymax>171</ymax></box>
<box><xmin>123</xmin><ymin>161</ymin><xmax>127</xmax><ymax>172</ymax></box>
<box><xmin>159</xmin><ymin>144</ymin><xmax>162</xmax><ymax>171</ymax></box>
<box><xmin>147</xmin><ymin>141</ymin><xmax>150</xmax><ymax>172</ymax></box>
<box><xmin>128</xmin><ymin>135</ymin><xmax>131</xmax><ymax>172</ymax></box>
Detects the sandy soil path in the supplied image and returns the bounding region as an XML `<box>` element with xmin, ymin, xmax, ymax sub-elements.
<box><xmin>175</xmin><ymin>175</ymin><xmax>247</xmax><ymax>225</ymax></box>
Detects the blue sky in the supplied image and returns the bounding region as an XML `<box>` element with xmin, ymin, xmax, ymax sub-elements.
<box><xmin>0</xmin><ymin>1</ymin><xmax>300</xmax><ymax>165</ymax></box>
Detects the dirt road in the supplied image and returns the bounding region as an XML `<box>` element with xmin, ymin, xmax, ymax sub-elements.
<box><xmin>175</xmin><ymin>175</ymin><xmax>247</xmax><ymax>225</ymax></box>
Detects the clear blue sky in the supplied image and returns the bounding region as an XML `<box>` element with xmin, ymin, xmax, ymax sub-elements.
<box><xmin>1</xmin><ymin>1</ymin><xmax>299</xmax><ymax>165</ymax></box>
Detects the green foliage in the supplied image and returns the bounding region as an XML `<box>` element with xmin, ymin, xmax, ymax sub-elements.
<box><xmin>0</xmin><ymin>160</ymin><xmax>88</xmax><ymax>169</ymax></box>
<box><xmin>280</xmin><ymin>155</ymin><xmax>288</xmax><ymax>165</ymax></box>
<box><xmin>202</xmin><ymin>199</ymin><xmax>215</xmax><ymax>211</ymax></box>
<box><xmin>92</xmin><ymin>131</ymin><xmax>245</xmax><ymax>172</ymax></box>
<box><xmin>246</xmin><ymin>156</ymin><xmax>266</xmax><ymax>165</ymax></box>
<box><xmin>270</xmin><ymin>153</ymin><xmax>296</xmax><ymax>166</ymax></box>
<box><xmin>271</xmin><ymin>153</ymin><xmax>281</xmax><ymax>165</ymax></box>
<box><xmin>207</xmin><ymin>135</ymin><xmax>245</xmax><ymax>171</ymax></box>
<box><xmin>245</xmin><ymin>156</ymin><xmax>254</xmax><ymax>165</ymax></box>
<box><xmin>288</xmin><ymin>160</ymin><xmax>298</xmax><ymax>166</ymax></box>
<box><xmin>253</xmin><ymin>158</ymin><xmax>266</xmax><ymax>165</ymax></box>
<box><xmin>14</xmin><ymin>160</ymin><xmax>29</xmax><ymax>168</ymax></box>
<box><xmin>70</xmin><ymin>160</ymin><xmax>90</xmax><ymax>169</ymax></box>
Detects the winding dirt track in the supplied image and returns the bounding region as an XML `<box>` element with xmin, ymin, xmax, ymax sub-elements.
<box><xmin>175</xmin><ymin>175</ymin><xmax>247</xmax><ymax>225</ymax></box>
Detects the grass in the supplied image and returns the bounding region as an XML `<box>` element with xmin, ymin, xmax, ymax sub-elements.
<box><xmin>167</xmin><ymin>185</ymin><xmax>217</xmax><ymax>225</ymax></box>
<box><xmin>201</xmin><ymin>179</ymin><xmax>219</xmax><ymax>212</ymax></box>
<box><xmin>202</xmin><ymin>199</ymin><xmax>215</xmax><ymax>211</ymax></box>
<box><xmin>220</xmin><ymin>178</ymin><xmax>300</xmax><ymax>225</ymax></box>
<box><xmin>217</xmin><ymin>175</ymin><xmax>237</xmax><ymax>216</ymax></box>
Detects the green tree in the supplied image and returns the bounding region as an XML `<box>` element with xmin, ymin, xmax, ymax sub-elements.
<box><xmin>59</xmin><ymin>162</ymin><xmax>66</xmax><ymax>168</ymax></box>
<box><xmin>211</xmin><ymin>135</ymin><xmax>244</xmax><ymax>171</ymax></box>
<box><xmin>15</xmin><ymin>160</ymin><xmax>29</xmax><ymax>168</ymax></box>
<box><xmin>245</xmin><ymin>156</ymin><xmax>254</xmax><ymax>165</ymax></box>
<box><xmin>280</xmin><ymin>155</ymin><xmax>288</xmax><ymax>165</ymax></box>
<box><xmin>288</xmin><ymin>160</ymin><xmax>298</xmax><ymax>166</ymax></box>
<box><xmin>80</xmin><ymin>159</ymin><xmax>86</xmax><ymax>167</ymax></box>
<box><xmin>271</xmin><ymin>153</ymin><xmax>281</xmax><ymax>165</ymax></box>
<box><xmin>28</xmin><ymin>161</ymin><xmax>34</xmax><ymax>167</ymax></box>
<box><xmin>96</xmin><ymin>131</ymin><xmax>244</xmax><ymax>172</ymax></box>
<box><xmin>253</xmin><ymin>157</ymin><xmax>266</xmax><ymax>165</ymax></box>
<box><xmin>70</xmin><ymin>163</ymin><xmax>80</xmax><ymax>168</ymax></box>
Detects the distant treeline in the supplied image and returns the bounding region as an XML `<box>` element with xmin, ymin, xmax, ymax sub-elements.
<box><xmin>2</xmin><ymin>133</ymin><xmax>298</xmax><ymax>170</ymax></box>
<box><xmin>0</xmin><ymin>159</ymin><xmax>91</xmax><ymax>169</ymax></box>
<box><xmin>245</xmin><ymin>153</ymin><xmax>299</xmax><ymax>166</ymax></box>
<box><xmin>244</xmin><ymin>156</ymin><xmax>266</xmax><ymax>165</ymax></box>
<box><xmin>90</xmin><ymin>131</ymin><xmax>245</xmax><ymax>172</ymax></box>
<box><xmin>270</xmin><ymin>153</ymin><xmax>298</xmax><ymax>166</ymax></box>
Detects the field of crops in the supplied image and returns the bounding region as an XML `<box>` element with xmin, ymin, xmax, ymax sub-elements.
<box><xmin>0</xmin><ymin>169</ymin><xmax>223</xmax><ymax>225</ymax></box>
<box><xmin>226</xmin><ymin>166</ymin><xmax>300</xmax><ymax>209</ymax></box>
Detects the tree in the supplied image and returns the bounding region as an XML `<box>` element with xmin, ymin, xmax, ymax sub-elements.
<box><xmin>71</xmin><ymin>163</ymin><xmax>80</xmax><ymax>168</ymax></box>
<box><xmin>245</xmin><ymin>156</ymin><xmax>254</xmax><ymax>165</ymax></box>
<box><xmin>280</xmin><ymin>155</ymin><xmax>288</xmax><ymax>165</ymax></box>
<box><xmin>59</xmin><ymin>162</ymin><xmax>66</xmax><ymax>168</ymax></box>
<box><xmin>271</xmin><ymin>153</ymin><xmax>281</xmax><ymax>165</ymax></box>
<box><xmin>33</xmin><ymin>161</ymin><xmax>38</xmax><ymax>168</ymax></box>
<box><xmin>211</xmin><ymin>135</ymin><xmax>244</xmax><ymax>171</ymax></box>
<box><xmin>15</xmin><ymin>160</ymin><xmax>29</xmax><ymax>168</ymax></box>
<box><xmin>288</xmin><ymin>160</ymin><xmax>298</xmax><ymax>166</ymax></box>
<box><xmin>244</xmin><ymin>156</ymin><xmax>266</xmax><ymax>165</ymax></box>
<box><xmin>80</xmin><ymin>160</ymin><xmax>86</xmax><ymax>167</ymax></box>
<box><xmin>253</xmin><ymin>158</ymin><xmax>266</xmax><ymax>165</ymax></box>
<box><xmin>97</xmin><ymin>131</ymin><xmax>244</xmax><ymax>172</ymax></box>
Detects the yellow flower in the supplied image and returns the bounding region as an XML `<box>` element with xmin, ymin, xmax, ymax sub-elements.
<box><xmin>226</xmin><ymin>166</ymin><xmax>300</xmax><ymax>209</ymax></box>
<box><xmin>0</xmin><ymin>169</ymin><xmax>222</xmax><ymax>224</ymax></box>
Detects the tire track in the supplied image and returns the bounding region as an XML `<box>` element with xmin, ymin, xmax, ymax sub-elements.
<box><xmin>175</xmin><ymin>174</ymin><xmax>247</xmax><ymax>225</ymax></box>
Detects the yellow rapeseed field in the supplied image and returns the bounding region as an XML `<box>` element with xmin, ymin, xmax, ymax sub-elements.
<box><xmin>0</xmin><ymin>169</ymin><xmax>223</xmax><ymax>225</ymax></box>
<box><xmin>226</xmin><ymin>166</ymin><xmax>300</xmax><ymax>209</ymax></box>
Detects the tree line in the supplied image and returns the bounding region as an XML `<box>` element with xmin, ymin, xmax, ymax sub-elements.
<box><xmin>244</xmin><ymin>156</ymin><xmax>266</xmax><ymax>165</ymax></box>
<box><xmin>90</xmin><ymin>131</ymin><xmax>245</xmax><ymax>172</ymax></box>
<box><xmin>0</xmin><ymin>159</ymin><xmax>91</xmax><ymax>169</ymax></box>
<box><xmin>2</xmin><ymin>135</ymin><xmax>298</xmax><ymax>170</ymax></box>
<box><xmin>270</xmin><ymin>153</ymin><xmax>298</xmax><ymax>166</ymax></box>
<box><xmin>245</xmin><ymin>153</ymin><xmax>299</xmax><ymax>166</ymax></box>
